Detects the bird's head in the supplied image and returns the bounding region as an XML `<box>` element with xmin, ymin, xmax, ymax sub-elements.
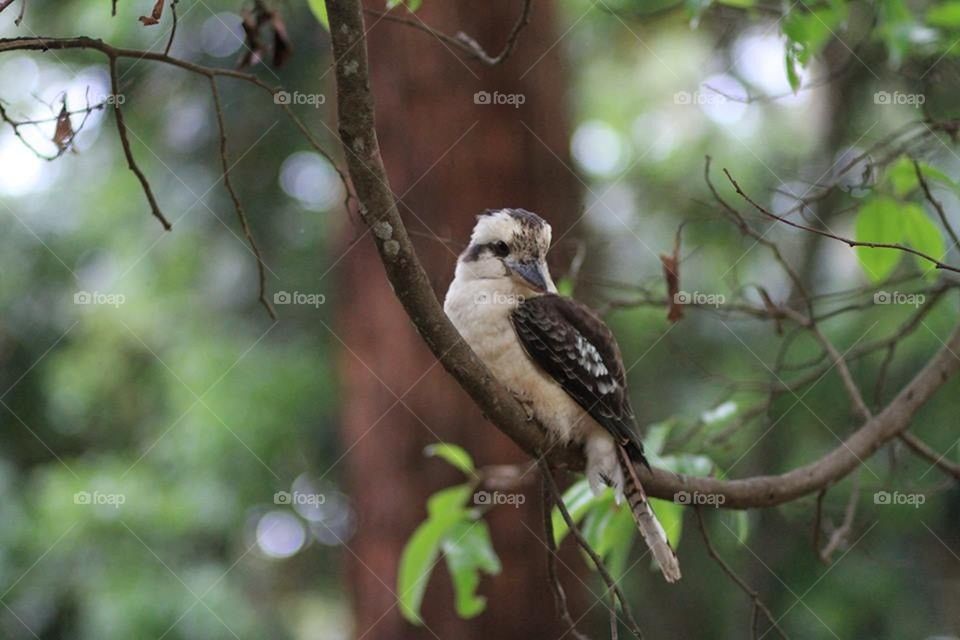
<box><xmin>455</xmin><ymin>208</ymin><xmax>556</xmax><ymax>295</ymax></box>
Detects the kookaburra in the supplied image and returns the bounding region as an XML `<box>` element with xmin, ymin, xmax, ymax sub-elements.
<box><xmin>444</xmin><ymin>208</ymin><xmax>681</xmax><ymax>583</ymax></box>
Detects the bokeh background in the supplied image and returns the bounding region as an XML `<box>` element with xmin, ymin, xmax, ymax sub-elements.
<box><xmin>0</xmin><ymin>0</ymin><xmax>958</xmax><ymax>638</ymax></box>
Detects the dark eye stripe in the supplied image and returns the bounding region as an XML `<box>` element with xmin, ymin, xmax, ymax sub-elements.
<box><xmin>462</xmin><ymin>241</ymin><xmax>510</xmax><ymax>262</ymax></box>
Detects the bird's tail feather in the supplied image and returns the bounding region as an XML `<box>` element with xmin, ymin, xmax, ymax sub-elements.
<box><xmin>617</xmin><ymin>445</ymin><xmax>681</xmax><ymax>583</ymax></box>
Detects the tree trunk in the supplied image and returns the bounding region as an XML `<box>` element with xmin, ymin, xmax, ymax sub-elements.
<box><xmin>335</xmin><ymin>1</ymin><xmax>581</xmax><ymax>638</ymax></box>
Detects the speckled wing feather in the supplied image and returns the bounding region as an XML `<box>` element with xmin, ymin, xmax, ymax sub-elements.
<box><xmin>510</xmin><ymin>293</ymin><xmax>647</xmax><ymax>463</ymax></box>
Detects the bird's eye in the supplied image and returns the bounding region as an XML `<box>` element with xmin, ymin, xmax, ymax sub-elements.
<box><xmin>492</xmin><ymin>241</ymin><xmax>510</xmax><ymax>257</ymax></box>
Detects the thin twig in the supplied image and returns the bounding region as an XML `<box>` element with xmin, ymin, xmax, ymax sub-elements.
<box><xmin>108</xmin><ymin>57</ymin><xmax>172</xmax><ymax>230</ymax></box>
<box><xmin>723</xmin><ymin>168</ymin><xmax>960</xmax><ymax>274</ymax></box>
<box><xmin>819</xmin><ymin>470</ymin><xmax>861</xmax><ymax>563</ymax></box>
<box><xmin>208</xmin><ymin>77</ymin><xmax>276</xmax><ymax>319</ymax></box>
<box><xmin>538</xmin><ymin>457</ymin><xmax>644</xmax><ymax>640</ymax></box>
<box><xmin>694</xmin><ymin>508</ymin><xmax>789</xmax><ymax>640</ymax></box>
<box><xmin>364</xmin><ymin>0</ymin><xmax>532</xmax><ymax>66</ymax></box>
<box><xmin>540</xmin><ymin>471</ymin><xmax>592</xmax><ymax>640</ymax></box>
<box><xmin>914</xmin><ymin>158</ymin><xmax>960</xmax><ymax>253</ymax></box>
<box><xmin>163</xmin><ymin>0</ymin><xmax>179</xmax><ymax>56</ymax></box>
<box><xmin>898</xmin><ymin>433</ymin><xmax>960</xmax><ymax>480</ymax></box>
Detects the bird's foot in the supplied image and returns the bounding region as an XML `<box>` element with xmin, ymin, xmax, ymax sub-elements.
<box><xmin>511</xmin><ymin>390</ymin><xmax>536</xmax><ymax>422</ymax></box>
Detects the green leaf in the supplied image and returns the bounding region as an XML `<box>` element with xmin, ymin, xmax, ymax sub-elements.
<box><xmin>398</xmin><ymin>516</ymin><xmax>459</xmax><ymax>623</ymax></box>
<box><xmin>580</xmin><ymin>492</ymin><xmax>617</xmax><ymax>553</ymax></box>
<box><xmin>442</xmin><ymin>520</ymin><xmax>501</xmax><ymax>619</ymax></box>
<box><xmin>600</xmin><ymin>505</ymin><xmax>636</xmax><ymax>580</ymax></box>
<box><xmin>855</xmin><ymin>196</ymin><xmax>905</xmax><ymax>281</ymax></box>
<box><xmin>398</xmin><ymin>484</ymin><xmax>473</xmax><ymax>624</ymax></box>
<box><xmin>716</xmin><ymin>0</ymin><xmax>754</xmax><ymax>7</ymax></box>
<box><xmin>551</xmin><ymin>479</ymin><xmax>597</xmax><ymax>545</ymax></box>
<box><xmin>885</xmin><ymin>157</ymin><xmax>919</xmax><ymax>197</ymax></box>
<box><xmin>927</xmin><ymin>1</ymin><xmax>960</xmax><ymax>27</ymax></box>
<box><xmin>307</xmin><ymin>0</ymin><xmax>329</xmax><ymax>30</ymax></box>
<box><xmin>730</xmin><ymin>510</ymin><xmax>751</xmax><ymax>544</ymax></box>
<box><xmin>424</xmin><ymin>443</ymin><xmax>476</xmax><ymax>478</ymax></box>
<box><xmin>556</xmin><ymin>277</ymin><xmax>574</xmax><ymax>297</ymax></box>
<box><xmin>902</xmin><ymin>203</ymin><xmax>945</xmax><ymax>276</ymax></box>
<box><xmin>785</xmin><ymin>49</ymin><xmax>802</xmax><ymax>93</ymax></box>
<box><xmin>387</xmin><ymin>0</ymin><xmax>422</xmax><ymax>10</ymax></box>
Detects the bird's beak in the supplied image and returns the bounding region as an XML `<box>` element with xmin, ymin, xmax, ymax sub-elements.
<box><xmin>506</xmin><ymin>259</ymin><xmax>550</xmax><ymax>293</ymax></box>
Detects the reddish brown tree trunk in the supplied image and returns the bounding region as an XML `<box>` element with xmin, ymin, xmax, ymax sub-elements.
<box><xmin>336</xmin><ymin>1</ymin><xmax>581</xmax><ymax>638</ymax></box>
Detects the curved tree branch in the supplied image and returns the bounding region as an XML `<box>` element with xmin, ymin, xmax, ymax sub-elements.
<box><xmin>324</xmin><ymin>0</ymin><xmax>960</xmax><ymax>510</ymax></box>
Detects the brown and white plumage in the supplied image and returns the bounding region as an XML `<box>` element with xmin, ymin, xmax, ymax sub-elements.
<box><xmin>443</xmin><ymin>208</ymin><xmax>681</xmax><ymax>583</ymax></box>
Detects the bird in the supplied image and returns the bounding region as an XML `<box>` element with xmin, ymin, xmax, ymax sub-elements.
<box><xmin>443</xmin><ymin>207</ymin><xmax>681</xmax><ymax>583</ymax></box>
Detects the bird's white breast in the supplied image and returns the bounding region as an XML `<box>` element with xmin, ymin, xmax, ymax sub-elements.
<box><xmin>443</xmin><ymin>277</ymin><xmax>599</xmax><ymax>444</ymax></box>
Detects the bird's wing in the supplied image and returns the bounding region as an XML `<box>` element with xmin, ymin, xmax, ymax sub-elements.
<box><xmin>511</xmin><ymin>293</ymin><xmax>646</xmax><ymax>461</ymax></box>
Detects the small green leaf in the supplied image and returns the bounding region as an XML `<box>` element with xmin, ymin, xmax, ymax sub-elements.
<box><xmin>307</xmin><ymin>0</ymin><xmax>329</xmax><ymax>30</ymax></box>
<box><xmin>556</xmin><ymin>277</ymin><xmax>574</xmax><ymax>297</ymax></box>
<box><xmin>442</xmin><ymin>520</ymin><xmax>501</xmax><ymax>619</ymax></box>
<box><xmin>730</xmin><ymin>510</ymin><xmax>751</xmax><ymax>544</ymax></box>
<box><xmin>885</xmin><ymin>157</ymin><xmax>919</xmax><ymax>197</ymax></box>
<box><xmin>855</xmin><ymin>196</ymin><xmax>905</xmax><ymax>281</ymax></box>
<box><xmin>785</xmin><ymin>48</ymin><xmax>802</xmax><ymax>93</ymax></box>
<box><xmin>716</xmin><ymin>0</ymin><xmax>754</xmax><ymax>7</ymax></box>
<box><xmin>902</xmin><ymin>203</ymin><xmax>945</xmax><ymax>276</ymax></box>
<box><xmin>424</xmin><ymin>443</ymin><xmax>477</xmax><ymax>478</ymax></box>
<box><xmin>427</xmin><ymin>484</ymin><xmax>473</xmax><ymax>518</ymax></box>
<box><xmin>398</xmin><ymin>516</ymin><xmax>459</xmax><ymax>624</ymax></box>
<box><xmin>927</xmin><ymin>1</ymin><xmax>960</xmax><ymax>27</ymax></box>
<box><xmin>600</xmin><ymin>505</ymin><xmax>636</xmax><ymax>580</ymax></box>
<box><xmin>580</xmin><ymin>493</ymin><xmax>618</xmax><ymax>553</ymax></box>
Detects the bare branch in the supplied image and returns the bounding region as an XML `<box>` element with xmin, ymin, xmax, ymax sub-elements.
<box><xmin>694</xmin><ymin>508</ymin><xmax>788</xmax><ymax>640</ymax></box>
<box><xmin>539</xmin><ymin>459</ymin><xmax>644</xmax><ymax>639</ymax></box>
<box><xmin>723</xmin><ymin>168</ymin><xmax>960</xmax><ymax>275</ymax></box>
<box><xmin>208</xmin><ymin>77</ymin><xmax>276</xmax><ymax>320</ymax></box>
<box><xmin>898</xmin><ymin>432</ymin><xmax>960</xmax><ymax>480</ymax></box>
<box><xmin>108</xmin><ymin>57</ymin><xmax>172</xmax><ymax>230</ymax></box>
<box><xmin>540</xmin><ymin>471</ymin><xmax>592</xmax><ymax>640</ymax></box>
<box><xmin>914</xmin><ymin>158</ymin><xmax>960</xmax><ymax>253</ymax></box>
<box><xmin>365</xmin><ymin>0</ymin><xmax>532</xmax><ymax>66</ymax></box>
